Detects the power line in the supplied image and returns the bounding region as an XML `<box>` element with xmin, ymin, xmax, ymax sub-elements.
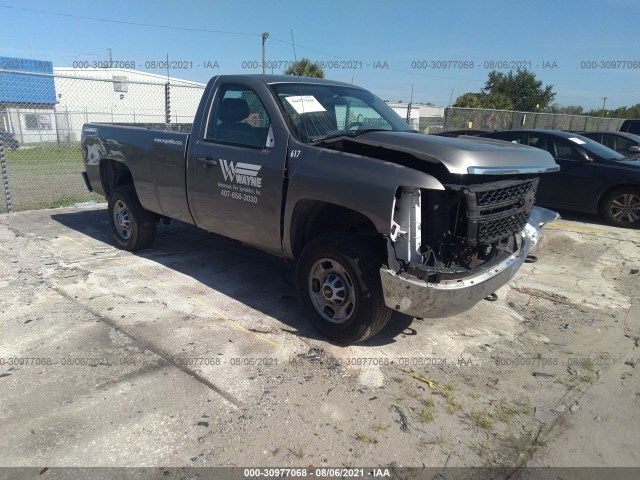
<box><xmin>0</xmin><ymin>5</ymin><xmax>261</xmax><ymax>37</ymax></box>
<box><xmin>0</xmin><ymin>4</ymin><xmax>484</xmax><ymax>83</ymax></box>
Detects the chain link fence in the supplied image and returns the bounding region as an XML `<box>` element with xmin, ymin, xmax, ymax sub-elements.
<box><xmin>0</xmin><ymin>68</ymin><xmax>631</xmax><ymax>214</ymax></box>
<box><xmin>443</xmin><ymin>107</ymin><xmax>625</xmax><ymax>133</ymax></box>
<box><xmin>0</xmin><ymin>68</ymin><xmax>204</xmax><ymax>213</ymax></box>
<box><xmin>418</xmin><ymin>116</ymin><xmax>445</xmax><ymax>135</ymax></box>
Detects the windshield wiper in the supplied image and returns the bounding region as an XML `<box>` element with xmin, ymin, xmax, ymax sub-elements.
<box><xmin>312</xmin><ymin>129</ymin><xmax>393</xmax><ymax>145</ymax></box>
<box><xmin>349</xmin><ymin>128</ymin><xmax>393</xmax><ymax>137</ymax></box>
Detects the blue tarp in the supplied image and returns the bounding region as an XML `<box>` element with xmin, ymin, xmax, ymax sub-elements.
<box><xmin>0</xmin><ymin>56</ymin><xmax>56</xmax><ymax>105</ymax></box>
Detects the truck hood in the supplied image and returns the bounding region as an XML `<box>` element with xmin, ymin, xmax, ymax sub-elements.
<box><xmin>339</xmin><ymin>131</ymin><xmax>559</xmax><ymax>175</ymax></box>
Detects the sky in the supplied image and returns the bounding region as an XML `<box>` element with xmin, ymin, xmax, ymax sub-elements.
<box><xmin>0</xmin><ymin>0</ymin><xmax>638</xmax><ymax>110</ymax></box>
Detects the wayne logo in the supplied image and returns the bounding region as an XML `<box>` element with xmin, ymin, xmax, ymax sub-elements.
<box><xmin>219</xmin><ymin>160</ymin><xmax>262</xmax><ymax>188</ymax></box>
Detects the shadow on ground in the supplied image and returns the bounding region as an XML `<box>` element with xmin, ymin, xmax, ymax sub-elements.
<box><xmin>550</xmin><ymin>208</ymin><xmax>628</xmax><ymax>229</ymax></box>
<box><xmin>50</xmin><ymin>208</ymin><xmax>416</xmax><ymax>348</ymax></box>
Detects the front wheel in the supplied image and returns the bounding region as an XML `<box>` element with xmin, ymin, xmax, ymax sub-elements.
<box><xmin>295</xmin><ymin>234</ymin><xmax>391</xmax><ymax>344</ymax></box>
<box><xmin>108</xmin><ymin>186</ymin><xmax>157</xmax><ymax>251</ymax></box>
<box><xmin>601</xmin><ymin>187</ymin><xmax>640</xmax><ymax>228</ymax></box>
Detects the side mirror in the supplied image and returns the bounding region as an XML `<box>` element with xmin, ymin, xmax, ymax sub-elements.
<box><xmin>629</xmin><ymin>145</ymin><xmax>640</xmax><ymax>153</ymax></box>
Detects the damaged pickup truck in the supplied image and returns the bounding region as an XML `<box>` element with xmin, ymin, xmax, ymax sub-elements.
<box><xmin>81</xmin><ymin>74</ymin><xmax>559</xmax><ymax>343</ymax></box>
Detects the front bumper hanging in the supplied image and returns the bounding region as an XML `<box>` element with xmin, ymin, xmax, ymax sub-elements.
<box><xmin>380</xmin><ymin>206</ymin><xmax>558</xmax><ymax>318</ymax></box>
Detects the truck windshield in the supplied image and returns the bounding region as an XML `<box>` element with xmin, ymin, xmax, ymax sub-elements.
<box><xmin>270</xmin><ymin>83</ymin><xmax>412</xmax><ymax>143</ymax></box>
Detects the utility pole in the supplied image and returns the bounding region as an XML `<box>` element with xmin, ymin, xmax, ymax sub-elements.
<box><xmin>108</xmin><ymin>48</ymin><xmax>113</xmax><ymax>66</ymax></box>
<box><xmin>406</xmin><ymin>84</ymin><xmax>414</xmax><ymax>123</ymax></box>
<box><xmin>261</xmin><ymin>32</ymin><xmax>269</xmax><ymax>74</ymax></box>
<box><xmin>601</xmin><ymin>97</ymin><xmax>607</xmax><ymax>115</ymax></box>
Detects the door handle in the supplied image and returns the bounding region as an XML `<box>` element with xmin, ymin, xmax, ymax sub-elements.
<box><xmin>196</xmin><ymin>156</ymin><xmax>217</xmax><ymax>168</ymax></box>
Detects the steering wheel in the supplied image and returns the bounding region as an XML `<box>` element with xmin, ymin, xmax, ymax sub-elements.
<box><xmin>344</xmin><ymin>121</ymin><xmax>364</xmax><ymax>130</ymax></box>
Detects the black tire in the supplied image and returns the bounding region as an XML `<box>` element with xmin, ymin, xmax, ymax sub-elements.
<box><xmin>295</xmin><ymin>233</ymin><xmax>391</xmax><ymax>344</ymax></box>
<box><xmin>601</xmin><ymin>187</ymin><xmax>640</xmax><ymax>228</ymax></box>
<box><xmin>107</xmin><ymin>186</ymin><xmax>157</xmax><ymax>251</ymax></box>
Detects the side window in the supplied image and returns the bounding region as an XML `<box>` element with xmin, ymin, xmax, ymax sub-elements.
<box><xmin>601</xmin><ymin>134</ymin><xmax>616</xmax><ymax>150</ymax></box>
<box><xmin>526</xmin><ymin>135</ymin><xmax>548</xmax><ymax>151</ymax></box>
<box><xmin>627</xmin><ymin>121</ymin><xmax>640</xmax><ymax>135</ymax></box>
<box><xmin>548</xmin><ymin>139</ymin><xmax>579</xmax><ymax>160</ymax></box>
<box><xmin>206</xmin><ymin>85</ymin><xmax>272</xmax><ymax>148</ymax></box>
<box><xmin>583</xmin><ymin>133</ymin><xmax>599</xmax><ymax>143</ymax></box>
<box><xmin>614</xmin><ymin>136</ymin><xmax>634</xmax><ymax>152</ymax></box>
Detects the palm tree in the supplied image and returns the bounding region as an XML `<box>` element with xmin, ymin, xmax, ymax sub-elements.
<box><xmin>284</xmin><ymin>58</ymin><xmax>325</xmax><ymax>78</ymax></box>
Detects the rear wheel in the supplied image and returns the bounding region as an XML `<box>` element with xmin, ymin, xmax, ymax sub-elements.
<box><xmin>108</xmin><ymin>186</ymin><xmax>156</xmax><ymax>250</ymax></box>
<box><xmin>296</xmin><ymin>234</ymin><xmax>391</xmax><ymax>344</ymax></box>
<box><xmin>601</xmin><ymin>187</ymin><xmax>640</xmax><ymax>228</ymax></box>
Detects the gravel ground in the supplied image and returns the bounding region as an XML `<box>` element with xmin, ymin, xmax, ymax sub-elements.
<box><xmin>0</xmin><ymin>205</ymin><xmax>638</xmax><ymax>476</ymax></box>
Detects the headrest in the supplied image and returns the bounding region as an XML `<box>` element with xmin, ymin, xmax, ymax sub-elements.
<box><xmin>219</xmin><ymin>98</ymin><xmax>250</xmax><ymax>122</ymax></box>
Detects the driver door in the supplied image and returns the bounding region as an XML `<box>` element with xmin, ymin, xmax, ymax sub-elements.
<box><xmin>187</xmin><ymin>84</ymin><xmax>287</xmax><ymax>255</ymax></box>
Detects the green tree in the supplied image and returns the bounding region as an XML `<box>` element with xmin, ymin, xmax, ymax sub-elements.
<box><xmin>453</xmin><ymin>92</ymin><xmax>482</xmax><ymax>108</ymax></box>
<box><xmin>284</xmin><ymin>58</ymin><xmax>325</xmax><ymax>78</ymax></box>
<box><xmin>480</xmin><ymin>92</ymin><xmax>514</xmax><ymax>110</ymax></box>
<box><xmin>454</xmin><ymin>91</ymin><xmax>513</xmax><ymax>110</ymax></box>
<box><xmin>546</xmin><ymin>104</ymin><xmax>584</xmax><ymax>114</ymax></box>
<box><xmin>590</xmin><ymin>103</ymin><xmax>640</xmax><ymax>119</ymax></box>
<box><xmin>483</xmin><ymin>69</ymin><xmax>555</xmax><ymax>111</ymax></box>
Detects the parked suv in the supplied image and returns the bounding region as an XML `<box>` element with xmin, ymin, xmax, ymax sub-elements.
<box><xmin>620</xmin><ymin>119</ymin><xmax>640</xmax><ymax>135</ymax></box>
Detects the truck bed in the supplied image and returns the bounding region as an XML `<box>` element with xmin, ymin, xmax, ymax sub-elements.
<box><xmin>82</xmin><ymin>123</ymin><xmax>193</xmax><ymax>223</ymax></box>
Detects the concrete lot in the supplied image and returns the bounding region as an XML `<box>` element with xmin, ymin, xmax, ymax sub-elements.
<box><xmin>0</xmin><ymin>205</ymin><xmax>639</xmax><ymax>471</ymax></box>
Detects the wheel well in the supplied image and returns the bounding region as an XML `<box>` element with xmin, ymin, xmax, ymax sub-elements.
<box><xmin>597</xmin><ymin>184</ymin><xmax>640</xmax><ymax>212</ymax></box>
<box><xmin>290</xmin><ymin>200</ymin><xmax>384</xmax><ymax>259</ymax></box>
<box><xmin>100</xmin><ymin>159</ymin><xmax>133</xmax><ymax>197</ymax></box>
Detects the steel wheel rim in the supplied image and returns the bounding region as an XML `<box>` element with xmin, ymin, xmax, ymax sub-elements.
<box><xmin>308</xmin><ymin>257</ymin><xmax>356</xmax><ymax>325</ymax></box>
<box><xmin>113</xmin><ymin>199</ymin><xmax>132</xmax><ymax>239</ymax></box>
<box><xmin>609</xmin><ymin>193</ymin><xmax>640</xmax><ymax>224</ymax></box>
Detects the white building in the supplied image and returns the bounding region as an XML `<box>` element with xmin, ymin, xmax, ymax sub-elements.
<box><xmin>386</xmin><ymin>103</ymin><xmax>445</xmax><ymax>131</ymax></box>
<box><xmin>387</xmin><ymin>103</ymin><xmax>420</xmax><ymax>128</ymax></box>
<box><xmin>52</xmin><ymin>68</ymin><xmax>206</xmax><ymax>142</ymax></box>
<box><xmin>1</xmin><ymin>60</ymin><xmax>208</xmax><ymax>145</ymax></box>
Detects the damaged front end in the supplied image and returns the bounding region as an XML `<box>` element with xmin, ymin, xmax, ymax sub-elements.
<box><xmin>381</xmin><ymin>179</ymin><xmax>558</xmax><ymax>318</ymax></box>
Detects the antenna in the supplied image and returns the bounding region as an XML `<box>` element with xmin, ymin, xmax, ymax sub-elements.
<box><xmin>407</xmin><ymin>83</ymin><xmax>414</xmax><ymax>123</ymax></box>
<box><xmin>289</xmin><ymin>28</ymin><xmax>302</xmax><ymax>89</ymax></box>
<box><xmin>290</xmin><ymin>29</ymin><xmax>298</xmax><ymax>62</ymax></box>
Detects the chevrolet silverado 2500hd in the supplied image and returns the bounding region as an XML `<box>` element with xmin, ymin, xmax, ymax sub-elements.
<box><xmin>81</xmin><ymin>75</ymin><xmax>559</xmax><ymax>343</ymax></box>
